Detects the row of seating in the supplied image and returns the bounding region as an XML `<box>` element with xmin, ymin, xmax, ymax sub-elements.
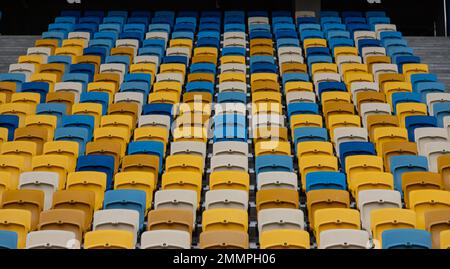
<box><xmin>0</xmin><ymin>9</ymin><xmax>449</xmax><ymax>249</ymax></box>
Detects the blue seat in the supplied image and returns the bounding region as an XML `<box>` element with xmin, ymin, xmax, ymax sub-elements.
<box><xmin>80</xmin><ymin>92</ymin><xmax>109</xmax><ymax>115</ymax></box>
<box><xmin>276</xmin><ymin>38</ymin><xmax>300</xmax><ymax>48</ymax></box>
<box><xmin>342</xmin><ymin>11</ymin><xmax>363</xmax><ymax>18</ymax></box>
<box><xmin>124</xmin><ymin>73</ymin><xmax>152</xmax><ymax>90</ymax></box>
<box><xmin>305</xmin><ymin>171</ymin><xmax>347</xmax><ymax>193</ymax></box>
<box><xmin>347</xmin><ymin>23</ymin><xmax>370</xmax><ymax>36</ymax></box>
<box><xmin>249</xmin><ymin>31</ymin><xmax>272</xmax><ymax>40</ymax></box>
<box><xmin>307</xmin><ymin>55</ymin><xmax>333</xmax><ymax>71</ymax></box>
<box><xmin>61</xmin><ymin>115</ymin><xmax>95</xmax><ymax>141</ymax></box>
<box><xmin>217</xmin><ymin>92</ymin><xmax>247</xmax><ymax>104</ymax></box>
<box><xmin>77</xmin><ymin>155</ymin><xmax>115</xmax><ymax>189</ymax></box>
<box><xmin>416</xmin><ymin>82</ymin><xmax>445</xmax><ymax>100</ymax></box>
<box><xmin>0</xmin><ymin>115</ymin><xmax>19</xmax><ymax>141</ymax></box>
<box><xmin>358</xmin><ymin>39</ymin><xmax>381</xmax><ymax>55</ymax></box>
<box><xmin>0</xmin><ymin>73</ymin><xmax>26</xmax><ymax>84</ymax></box>
<box><xmin>366</xmin><ymin>11</ymin><xmax>387</xmax><ymax>17</ymax></box>
<box><xmin>83</xmin><ymin>47</ymin><xmax>108</xmax><ymax>63</ymax></box>
<box><xmin>391</xmin><ymin>92</ymin><xmax>422</xmax><ymax>114</ymax></box>
<box><xmin>142</xmin><ymin>103</ymin><xmax>173</xmax><ymax>118</ymax></box>
<box><xmin>189</xmin><ymin>63</ymin><xmax>216</xmax><ymax>74</ymax></box>
<box><xmin>197</xmin><ymin>37</ymin><xmax>220</xmax><ymax>48</ymax></box>
<box><xmin>36</xmin><ymin>103</ymin><xmax>67</xmax><ymax>123</ymax></box>
<box><xmin>368</xmin><ymin>17</ymin><xmax>390</xmax><ymax>28</ymax></box>
<box><xmin>255</xmin><ymin>155</ymin><xmax>294</xmax><ymax>174</ymax></box>
<box><xmin>224</xmin><ymin>23</ymin><xmax>245</xmax><ymax>32</ymax></box>
<box><xmin>327</xmin><ymin>30</ymin><xmax>350</xmax><ymax>40</ymax></box>
<box><xmin>329</xmin><ymin>38</ymin><xmax>354</xmax><ymax>51</ymax></box>
<box><xmin>103</xmin><ymin>16</ymin><xmax>126</xmax><ymax>26</ymax></box>
<box><xmin>19</xmin><ymin>82</ymin><xmax>49</xmax><ymax>102</ymax></box>
<box><xmin>221</xmin><ymin>47</ymin><xmax>246</xmax><ymax>57</ymax></box>
<box><xmin>105</xmin><ymin>56</ymin><xmax>130</xmax><ymax>69</ymax></box>
<box><xmin>148</xmin><ymin>23</ymin><xmax>171</xmax><ymax>33</ymax></box>
<box><xmin>306</xmin><ymin>47</ymin><xmax>330</xmax><ymax>57</ymax></box>
<box><xmin>79</xmin><ymin>16</ymin><xmax>102</xmax><ymax>25</ymax></box>
<box><xmin>405</xmin><ymin>116</ymin><xmax>438</xmax><ymax>141</ymax></box>
<box><xmin>89</xmin><ymin>39</ymin><xmax>113</xmax><ymax>51</ymax></box>
<box><xmin>380</xmin><ymin>31</ymin><xmax>403</xmax><ymax>42</ymax></box>
<box><xmin>250</xmin><ymin>56</ymin><xmax>275</xmax><ymax>65</ymax></box>
<box><xmin>139</xmin><ymin>47</ymin><xmax>164</xmax><ymax>59</ymax></box>
<box><xmin>162</xmin><ymin>55</ymin><xmax>188</xmax><ymax>66</ymax></box>
<box><xmin>297</xmin><ymin>17</ymin><xmax>319</xmax><ymax>25</ymax></box>
<box><xmin>299</xmin><ymin>23</ymin><xmax>321</xmax><ymax>32</ymax></box>
<box><xmin>172</xmin><ymin>31</ymin><xmax>194</xmax><ymax>40</ymax></box>
<box><xmin>282</xmin><ymin>73</ymin><xmax>310</xmax><ymax>86</ymax></box>
<box><xmin>120</xmin><ymin>82</ymin><xmax>149</xmax><ymax>99</ymax></box>
<box><xmin>73</xmin><ymin>23</ymin><xmax>98</xmax><ymax>36</ymax></box>
<box><xmin>250</xmin><ymin>63</ymin><xmax>278</xmax><ymax>74</ymax></box>
<box><xmin>69</xmin><ymin>64</ymin><xmax>96</xmax><ymax>82</ymax></box>
<box><xmin>339</xmin><ymin>142</ymin><xmax>376</xmax><ymax>169</ymax></box>
<box><xmin>98</xmin><ymin>23</ymin><xmax>122</xmax><ymax>34</ymax></box>
<box><xmin>127</xmin><ymin>141</ymin><xmax>164</xmax><ymax>173</ymax></box>
<box><xmin>103</xmin><ymin>189</ymin><xmax>147</xmax><ymax>230</ymax></box>
<box><xmin>344</xmin><ymin>17</ymin><xmax>366</xmax><ymax>25</ymax></box>
<box><xmin>186</xmin><ymin>82</ymin><xmax>214</xmax><ymax>95</ymax></box>
<box><xmin>128</xmin><ymin>17</ymin><xmax>149</xmax><ymax>27</ymax></box>
<box><xmin>432</xmin><ymin>102</ymin><xmax>450</xmax><ymax>127</ymax></box>
<box><xmin>323</xmin><ymin>23</ymin><xmax>345</xmax><ymax>33</ymax></box>
<box><xmin>62</xmin><ymin>73</ymin><xmax>89</xmax><ymax>91</ymax></box>
<box><xmin>47</xmin><ymin>55</ymin><xmax>72</xmax><ymax>66</ymax></box>
<box><xmin>42</xmin><ymin>31</ymin><xmax>66</xmax><ymax>42</ymax></box>
<box><xmin>287</xmin><ymin>102</ymin><xmax>319</xmax><ymax>119</ymax></box>
<box><xmin>54</xmin><ymin>127</ymin><xmax>88</xmax><ymax>155</ymax></box>
<box><xmin>213</xmin><ymin>126</ymin><xmax>247</xmax><ymax>142</ymax></box>
<box><xmin>300</xmin><ymin>30</ymin><xmax>324</xmax><ymax>41</ymax></box>
<box><xmin>142</xmin><ymin>39</ymin><xmax>166</xmax><ymax>51</ymax></box>
<box><xmin>390</xmin><ymin>155</ymin><xmax>428</xmax><ymax>192</ymax></box>
<box><xmin>123</xmin><ymin>23</ymin><xmax>146</xmax><ymax>33</ymax></box>
<box><xmin>0</xmin><ymin>231</ymin><xmax>18</xmax><ymax>249</ymax></box>
<box><xmin>382</xmin><ymin>229</ymin><xmax>432</xmax><ymax>249</ymax></box>
<box><xmin>321</xmin><ymin>17</ymin><xmax>343</xmax><ymax>26</ymax></box>
<box><xmin>199</xmin><ymin>23</ymin><xmax>221</xmax><ymax>32</ymax></box>
<box><xmin>48</xmin><ymin>23</ymin><xmax>73</xmax><ymax>34</ymax></box>
<box><xmin>294</xmin><ymin>127</ymin><xmax>329</xmax><ymax>144</ymax></box>
<box><xmin>395</xmin><ymin>56</ymin><xmax>421</xmax><ymax>73</ymax></box>
<box><xmin>317</xmin><ymin>82</ymin><xmax>346</xmax><ymax>98</ymax></box>
<box><xmin>410</xmin><ymin>74</ymin><xmax>438</xmax><ymax>88</ymax></box>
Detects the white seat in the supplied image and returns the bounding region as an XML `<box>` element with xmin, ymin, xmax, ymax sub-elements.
<box><xmin>333</xmin><ymin>127</ymin><xmax>368</xmax><ymax>155</ymax></box>
<box><xmin>250</xmin><ymin>113</ymin><xmax>285</xmax><ymax>130</ymax></box>
<box><xmin>154</xmin><ymin>190</ymin><xmax>197</xmax><ymax>223</ymax></box>
<box><xmin>357</xmin><ymin>189</ymin><xmax>402</xmax><ymax>231</ymax></box>
<box><xmin>210</xmin><ymin>155</ymin><xmax>248</xmax><ymax>172</ymax></box>
<box><xmin>362</xmin><ymin>47</ymin><xmax>386</xmax><ymax>61</ymax></box>
<box><xmin>375</xmin><ymin>24</ymin><xmax>397</xmax><ymax>39</ymax></box>
<box><xmin>26</xmin><ymin>230</ymin><xmax>80</xmax><ymax>249</ymax></box>
<box><xmin>286</xmin><ymin>91</ymin><xmax>316</xmax><ymax>105</ymax></box>
<box><xmin>278</xmin><ymin>46</ymin><xmax>302</xmax><ymax>58</ymax></box>
<box><xmin>426</xmin><ymin>93</ymin><xmax>450</xmax><ymax>115</ymax></box>
<box><xmin>140</xmin><ymin>230</ymin><xmax>191</xmax><ymax>249</ymax></box>
<box><xmin>205</xmin><ymin>190</ymin><xmax>248</xmax><ymax>210</ymax></box>
<box><xmin>116</xmin><ymin>39</ymin><xmax>139</xmax><ymax>52</ymax></box>
<box><xmin>170</xmin><ymin>141</ymin><xmax>207</xmax><ymax>159</ymax></box>
<box><xmin>360</xmin><ymin>103</ymin><xmax>391</xmax><ymax>126</ymax></box>
<box><xmin>134</xmin><ymin>55</ymin><xmax>160</xmax><ymax>67</ymax></box>
<box><xmin>156</xmin><ymin>72</ymin><xmax>184</xmax><ymax>84</ymax></box>
<box><xmin>27</xmin><ymin>47</ymin><xmax>52</xmax><ymax>57</ymax></box>
<box><xmin>18</xmin><ymin>172</ymin><xmax>59</xmax><ymax>210</ymax></box>
<box><xmin>145</xmin><ymin>31</ymin><xmax>169</xmax><ymax>46</ymax></box>
<box><xmin>424</xmin><ymin>141</ymin><xmax>450</xmax><ymax>172</ymax></box>
<box><xmin>218</xmin><ymin>82</ymin><xmax>247</xmax><ymax>93</ymax></box>
<box><xmin>351</xmin><ymin>82</ymin><xmax>379</xmax><ymax>104</ymax></box>
<box><xmin>415</xmin><ymin>127</ymin><xmax>449</xmax><ymax>156</ymax></box>
<box><xmin>319</xmin><ymin>229</ymin><xmax>370</xmax><ymax>249</ymax></box>
<box><xmin>68</xmin><ymin>32</ymin><xmax>91</xmax><ymax>42</ymax></box>
<box><xmin>256</xmin><ymin>171</ymin><xmax>298</xmax><ymax>190</ymax></box>
<box><xmin>212</xmin><ymin>141</ymin><xmax>248</xmax><ymax>157</ymax></box>
<box><xmin>54</xmin><ymin>82</ymin><xmax>83</xmax><ymax>102</ymax></box>
<box><xmin>166</xmin><ymin>47</ymin><xmax>191</xmax><ymax>58</ymax></box>
<box><xmin>248</xmin><ymin>16</ymin><xmax>269</xmax><ymax>25</ymax></box>
<box><xmin>223</xmin><ymin>38</ymin><xmax>246</xmax><ymax>48</ymax></box>
<box><xmin>100</xmin><ymin>63</ymin><xmax>125</xmax><ymax>82</ymax></box>
<box><xmin>114</xmin><ymin>92</ymin><xmax>144</xmax><ymax>115</ymax></box>
<box><xmin>278</xmin><ymin>54</ymin><xmax>304</xmax><ymax>65</ymax></box>
<box><xmin>257</xmin><ymin>208</ymin><xmax>304</xmax><ymax>232</ymax></box>
<box><xmin>373</xmin><ymin>64</ymin><xmax>398</xmax><ymax>83</ymax></box>
<box><xmin>337</xmin><ymin>56</ymin><xmax>362</xmax><ymax>70</ymax></box>
<box><xmin>223</xmin><ymin>32</ymin><xmax>246</xmax><ymax>41</ymax></box>
<box><xmin>8</xmin><ymin>63</ymin><xmax>36</xmax><ymax>81</ymax></box>
<box><xmin>220</xmin><ymin>63</ymin><xmax>247</xmax><ymax>74</ymax></box>
<box><xmin>93</xmin><ymin>209</ymin><xmax>140</xmax><ymax>245</ymax></box>
<box><xmin>138</xmin><ymin>114</ymin><xmax>171</xmax><ymax>130</ymax></box>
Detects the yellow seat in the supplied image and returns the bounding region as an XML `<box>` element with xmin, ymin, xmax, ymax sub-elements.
<box><xmin>94</xmin><ymin>74</ymin><xmax>120</xmax><ymax>91</ymax></box>
<box><xmin>252</xmin><ymin>91</ymin><xmax>282</xmax><ymax>104</ymax></box>
<box><xmin>402</xmin><ymin>172</ymin><xmax>444</xmax><ymax>206</ymax></box>
<box><xmin>209</xmin><ymin>171</ymin><xmax>250</xmax><ymax>192</ymax></box>
<box><xmin>290</xmin><ymin>115</ymin><xmax>323</xmax><ymax>136</ymax></box>
<box><xmin>66</xmin><ymin>171</ymin><xmax>107</xmax><ymax>211</ymax></box>
<box><xmin>110</xmin><ymin>48</ymin><xmax>134</xmax><ymax>63</ymax></box>
<box><xmin>93</xmin><ymin>126</ymin><xmax>129</xmax><ymax>157</ymax></box>
<box><xmin>253</xmin><ymin>126</ymin><xmax>288</xmax><ymax>143</ymax></box>
<box><xmin>303</xmin><ymin>39</ymin><xmax>327</xmax><ymax>50</ymax></box>
<box><xmin>250</xmin><ymin>45</ymin><xmax>273</xmax><ymax>56</ymax></box>
<box><xmin>1</xmin><ymin>141</ymin><xmax>37</xmax><ymax>168</ymax></box>
<box><xmin>284</xmin><ymin>81</ymin><xmax>314</xmax><ymax>93</ymax></box>
<box><xmin>72</xmin><ymin>103</ymin><xmax>103</xmax><ymax>127</ymax></box>
<box><xmin>250</xmin><ymin>73</ymin><xmax>278</xmax><ymax>85</ymax></box>
<box><xmin>0</xmin><ymin>155</ymin><xmax>29</xmax><ymax>189</ymax></box>
<box><xmin>334</xmin><ymin>47</ymin><xmax>358</xmax><ymax>58</ymax></box>
<box><xmin>43</xmin><ymin>141</ymin><xmax>79</xmax><ymax>168</ymax></box>
<box><xmin>306</xmin><ymin>189</ymin><xmax>350</xmax><ymax>228</ymax></box>
<box><xmin>296</xmin><ymin>141</ymin><xmax>333</xmax><ymax>159</ymax></box>
<box><xmin>370</xmin><ymin>208</ymin><xmax>416</xmax><ymax>242</ymax></box>
<box><xmin>130</xmin><ymin>63</ymin><xmax>156</xmax><ymax>82</ymax></box>
<box><xmin>396</xmin><ymin>102</ymin><xmax>428</xmax><ymax>127</ymax></box>
<box><xmin>134</xmin><ymin>126</ymin><xmax>169</xmax><ymax>149</ymax></box>
<box><xmin>383</xmin><ymin>82</ymin><xmax>412</xmax><ymax>108</ymax></box>
<box><xmin>202</xmin><ymin>208</ymin><xmax>248</xmax><ymax>232</ymax></box>
<box><xmin>37</xmin><ymin>63</ymin><xmax>65</xmax><ymax>81</ymax></box>
<box><xmin>24</xmin><ymin>115</ymin><xmax>57</xmax><ymax>138</ymax></box>
<box><xmin>148</xmin><ymin>92</ymin><xmax>180</xmax><ymax>105</ymax></box>
<box><xmin>220</xmin><ymin>56</ymin><xmax>246</xmax><ymax>65</ymax></box>
<box><xmin>161</xmin><ymin>171</ymin><xmax>202</xmax><ymax>204</ymax></box>
<box><xmin>344</xmin><ymin>72</ymin><xmax>373</xmax><ymax>89</ymax></box>
<box><xmin>0</xmin><ymin>209</ymin><xmax>31</xmax><ymax>248</ymax></box>
<box><xmin>169</xmin><ymin>39</ymin><xmax>193</xmax><ymax>50</ymax></box>
<box><xmin>114</xmin><ymin>171</ymin><xmax>155</xmax><ymax>210</ymax></box>
<box><xmin>254</xmin><ymin>141</ymin><xmax>291</xmax><ymax>157</ymax></box>
<box><xmin>153</xmin><ymin>81</ymin><xmax>182</xmax><ymax>94</ymax></box>
<box><xmin>372</xmin><ymin>127</ymin><xmax>408</xmax><ymax>154</ymax></box>
<box><xmin>402</xmin><ymin>64</ymin><xmax>429</xmax><ymax>82</ymax></box>
<box><xmin>31</xmin><ymin>155</ymin><xmax>72</xmax><ymax>190</ymax></box>
<box><xmin>349</xmin><ymin>172</ymin><xmax>394</xmax><ymax>200</ymax></box>
<box><xmin>0</xmin><ymin>103</ymin><xmax>35</xmax><ymax>126</ymax></box>
<box><xmin>256</xmin><ymin>189</ymin><xmax>299</xmax><ymax>212</ymax></box>
<box><xmin>299</xmin><ymin>155</ymin><xmax>338</xmax><ymax>190</ymax></box>
<box><xmin>345</xmin><ymin>155</ymin><xmax>384</xmax><ymax>182</ymax></box>
<box><xmin>321</xmin><ymin>91</ymin><xmax>351</xmax><ymax>105</ymax></box>
<box><xmin>54</xmin><ymin>47</ymin><xmax>82</xmax><ymax>57</ymax></box>
<box><xmin>18</xmin><ymin>55</ymin><xmax>45</xmax><ymax>65</ymax></box>
<box><xmin>259</xmin><ymin>230</ymin><xmax>310</xmax><ymax>249</ymax></box>
<box><xmin>34</xmin><ymin>39</ymin><xmax>58</xmax><ymax>53</ymax></box>
<box><xmin>0</xmin><ymin>82</ymin><xmax>16</xmax><ymax>103</ymax></box>
<box><xmin>11</xmin><ymin>92</ymin><xmax>40</xmax><ymax>106</ymax></box>
<box><xmin>84</xmin><ymin>230</ymin><xmax>134</xmax><ymax>249</ymax></box>
<box><xmin>62</xmin><ymin>39</ymin><xmax>87</xmax><ymax>49</ymax></box>
<box><xmin>194</xmin><ymin>47</ymin><xmax>218</xmax><ymax>57</ymax></box>
<box><xmin>280</xmin><ymin>63</ymin><xmax>307</xmax><ymax>75</ymax></box>
<box><xmin>408</xmin><ymin>190</ymin><xmax>450</xmax><ymax>229</ymax></box>
<box><xmin>313</xmin><ymin>208</ymin><xmax>361</xmax><ymax>245</ymax></box>
<box><xmin>441</xmin><ymin>230</ymin><xmax>450</xmax><ymax>249</ymax></box>
<box><xmin>100</xmin><ymin>115</ymin><xmax>134</xmax><ymax>137</ymax></box>
<box><xmin>341</xmin><ymin>63</ymin><xmax>369</xmax><ymax>78</ymax></box>
<box><xmin>311</xmin><ymin>63</ymin><xmax>338</xmax><ymax>75</ymax></box>
<box><xmin>327</xmin><ymin>115</ymin><xmax>361</xmax><ymax>140</ymax></box>
<box><xmin>160</xmin><ymin>63</ymin><xmax>186</xmax><ymax>76</ymax></box>
<box><xmin>173</xmin><ymin>126</ymin><xmax>207</xmax><ymax>143</ymax></box>
<box><xmin>219</xmin><ymin>72</ymin><xmax>246</xmax><ymax>83</ymax></box>
<box><xmin>87</xmin><ymin>82</ymin><xmax>116</xmax><ymax>102</ymax></box>
<box><xmin>165</xmin><ymin>154</ymin><xmax>203</xmax><ymax>174</ymax></box>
